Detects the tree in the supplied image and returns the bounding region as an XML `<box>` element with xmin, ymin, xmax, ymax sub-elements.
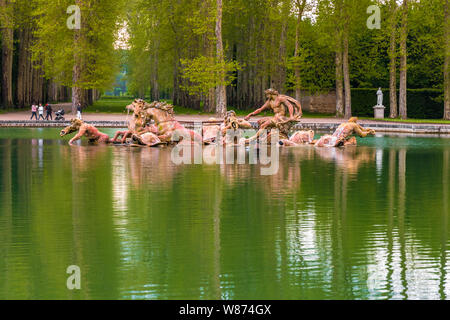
<box><xmin>274</xmin><ymin>0</ymin><xmax>291</xmax><ymax>92</ymax></box>
<box><xmin>399</xmin><ymin>0</ymin><xmax>408</xmax><ymax>119</ymax></box>
<box><xmin>125</xmin><ymin>0</ymin><xmax>154</xmax><ymax>98</ymax></box>
<box><xmin>32</xmin><ymin>0</ymin><xmax>124</xmax><ymax>111</ymax></box>
<box><xmin>72</xmin><ymin>0</ymin><xmax>82</xmax><ymax>114</ymax></box>
<box><xmin>215</xmin><ymin>0</ymin><xmax>226</xmax><ymax>117</ymax></box>
<box><xmin>0</xmin><ymin>0</ymin><xmax>14</xmax><ymax>108</ymax></box>
<box><xmin>342</xmin><ymin>1</ymin><xmax>351</xmax><ymax>119</ymax></box>
<box><xmin>444</xmin><ymin>0</ymin><xmax>450</xmax><ymax>120</ymax></box>
<box><xmin>388</xmin><ymin>0</ymin><xmax>398</xmax><ymax>118</ymax></box>
<box><xmin>15</xmin><ymin>0</ymin><xmax>35</xmax><ymax>107</ymax></box>
<box><xmin>320</xmin><ymin>0</ymin><xmax>359</xmax><ymax>119</ymax></box>
<box><xmin>293</xmin><ymin>0</ymin><xmax>307</xmax><ymax>102</ymax></box>
<box><xmin>334</xmin><ymin>0</ymin><xmax>344</xmax><ymax>118</ymax></box>
<box><xmin>121</xmin><ymin>0</ymin><xmax>448</xmax><ymax>120</ymax></box>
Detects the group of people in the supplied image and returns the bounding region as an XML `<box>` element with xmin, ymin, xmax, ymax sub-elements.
<box><xmin>30</xmin><ymin>103</ymin><xmax>53</xmax><ymax>121</ymax></box>
<box><xmin>30</xmin><ymin>103</ymin><xmax>83</xmax><ymax>121</ymax></box>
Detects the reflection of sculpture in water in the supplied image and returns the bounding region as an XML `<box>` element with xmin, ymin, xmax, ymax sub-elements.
<box><xmin>262</xmin><ymin>148</ymin><xmax>309</xmax><ymax>193</ymax></box>
<box><xmin>244</xmin><ymin>89</ymin><xmax>303</xmax><ymax>142</ymax></box>
<box><xmin>123</xmin><ymin>147</ymin><xmax>179</xmax><ymax>188</ymax></box>
<box><xmin>60</xmin><ymin>119</ymin><xmax>112</xmax><ymax>145</ymax></box>
<box><xmin>60</xmin><ymin>144</ymin><xmax>110</xmax><ymax>173</ymax></box>
<box><xmin>315</xmin><ymin>146</ymin><xmax>376</xmax><ymax>174</ymax></box>
<box><xmin>315</xmin><ymin>117</ymin><xmax>375</xmax><ymax>147</ymax></box>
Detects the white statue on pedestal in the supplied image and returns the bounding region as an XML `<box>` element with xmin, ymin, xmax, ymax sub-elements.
<box><xmin>377</xmin><ymin>88</ymin><xmax>383</xmax><ymax>106</ymax></box>
<box><xmin>373</xmin><ymin>88</ymin><xmax>385</xmax><ymax>119</ymax></box>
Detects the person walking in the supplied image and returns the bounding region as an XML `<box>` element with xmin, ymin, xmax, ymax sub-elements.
<box><xmin>38</xmin><ymin>103</ymin><xmax>45</xmax><ymax>120</ymax></box>
<box><xmin>45</xmin><ymin>103</ymin><xmax>53</xmax><ymax>120</ymax></box>
<box><xmin>76</xmin><ymin>103</ymin><xmax>82</xmax><ymax>120</ymax></box>
<box><xmin>30</xmin><ymin>104</ymin><xmax>38</xmax><ymax>120</ymax></box>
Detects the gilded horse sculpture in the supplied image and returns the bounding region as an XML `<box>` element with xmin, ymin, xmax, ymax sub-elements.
<box><xmin>112</xmin><ymin>101</ymin><xmax>159</xmax><ymax>144</ymax></box>
<box><xmin>128</xmin><ymin>99</ymin><xmax>203</xmax><ymax>146</ymax></box>
<box><xmin>112</xmin><ymin>120</ymin><xmax>159</xmax><ymax>145</ymax></box>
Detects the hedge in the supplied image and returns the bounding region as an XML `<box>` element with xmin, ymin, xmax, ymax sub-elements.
<box><xmin>352</xmin><ymin>88</ymin><xmax>444</xmax><ymax>119</ymax></box>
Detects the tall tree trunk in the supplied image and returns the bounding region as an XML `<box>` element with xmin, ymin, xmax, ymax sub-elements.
<box><xmin>215</xmin><ymin>0</ymin><xmax>226</xmax><ymax>117</ymax></box>
<box><xmin>16</xmin><ymin>28</ymin><xmax>28</xmax><ymax>108</ymax></box>
<box><xmin>389</xmin><ymin>0</ymin><xmax>398</xmax><ymax>118</ymax></box>
<box><xmin>294</xmin><ymin>0</ymin><xmax>307</xmax><ymax>102</ymax></box>
<box><xmin>444</xmin><ymin>0</ymin><xmax>450</xmax><ymax>120</ymax></box>
<box><xmin>343</xmin><ymin>19</ymin><xmax>351</xmax><ymax>119</ymax></box>
<box><xmin>204</xmin><ymin>88</ymin><xmax>215</xmax><ymax>113</ymax></box>
<box><xmin>335</xmin><ymin>0</ymin><xmax>344</xmax><ymax>118</ymax></box>
<box><xmin>294</xmin><ymin>23</ymin><xmax>301</xmax><ymax>101</ymax></box>
<box><xmin>399</xmin><ymin>0</ymin><xmax>408</xmax><ymax>120</ymax></box>
<box><xmin>201</xmin><ymin>1</ymin><xmax>215</xmax><ymax>113</ymax></box>
<box><xmin>32</xmin><ymin>59</ymin><xmax>44</xmax><ymax>103</ymax></box>
<box><xmin>276</xmin><ymin>21</ymin><xmax>287</xmax><ymax>92</ymax></box>
<box><xmin>173</xmin><ymin>59</ymin><xmax>180</xmax><ymax>106</ymax></box>
<box><xmin>335</xmin><ymin>51</ymin><xmax>344</xmax><ymax>118</ymax></box>
<box><xmin>25</xmin><ymin>29</ymin><xmax>33</xmax><ymax>106</ymax></box>
<box><xmin>72</xmin><ymin>63</ymin><xmax>82</xmax><ymax>112</ymax></box>
<box><xmin>151</xmin><ymin>45</ymin><xmax>160</xmax><ymax>101</ymax></box>
<box><xmin>1</xmin><ymin>0</ymin><xmax>14</xmax><ymax>109</ymax></box>
<box><xmin>276</xmin><ymin>0</ymin><xmax>291</xmax><ymax>92</ymax></box>
<box><xmin>72</xmin><ymin>0</ymin><xmax>82</xmax><ymax>114</ymax></box>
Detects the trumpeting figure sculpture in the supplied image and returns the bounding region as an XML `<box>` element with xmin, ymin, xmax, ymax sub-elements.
<box><xmin>222</xmin><ymin>111</ymin><xmax>253</xmax><ymax>134</ymax></box>
<box><xmin>220</xmin><ymin>110</ymin><xmax>253</xmax><ymax>145</ymax></box>
<box><xmin>314</xmin><ymin>117</ymin><xmax>375</xmax><ymax>147</ymax></box>
<box><xmin>201</xmin><ymin>111</ymin><xmax>253</xmax><ymax>145</ymax></box>
<box><xmin>60</xmin><ymin>119</ymin><xmax>112</xmax><ymax>145</ymax></box>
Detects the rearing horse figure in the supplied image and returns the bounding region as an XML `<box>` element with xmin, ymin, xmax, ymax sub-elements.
<box><xmin>127</xmin><ymin>99</ymin><xmax>203</xmax><ymax>145</ymax></box>
<box><xmin>112</xmin><ymin>105</ymin><xmax>158</xmax><ymax>144</ymax></box>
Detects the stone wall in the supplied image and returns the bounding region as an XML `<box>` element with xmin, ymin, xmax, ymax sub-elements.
<box><xmin>297</xmin><ymin>90</ymin><xmax>336</xmax><ymax>114</ymax></box>
<box><xmin>2</xmin><ymin>120</ymin><xmax>449</xmax><ymax>134</ymax></box>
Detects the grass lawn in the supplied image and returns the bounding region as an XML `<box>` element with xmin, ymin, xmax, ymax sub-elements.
<box><xmin>360</xmin><ymin>117</ymin><xmax>450</xmax><ymax>124</ymax></box>
<box><xmin>87</xmin><ymin>97</ymin><xmax>132</xmax><ymax>113</ymax></box>
<box><xmin>84</xmin><ymin>96</ymin><xmax>450</xmax><ymax>124</ymax></box>
<box><xmin>87</xmin><ymin>97</ymin><xmax>209</xmax><ymax>115</ymax></box>
<box><xmin>86</xmin><ymin>96</ymin><xmax>334</xmax><ymax>118</ymax></box>
<box><xmin>0</xmin><ymin>108</ymin><xmax>24</xmax><ymax>114</ymax></box>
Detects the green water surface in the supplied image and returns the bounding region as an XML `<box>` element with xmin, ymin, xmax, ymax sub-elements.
<box><xmin>0</xmin><ymin>128</ymin><xmax>449</xmax><ymax>300</ymax></box>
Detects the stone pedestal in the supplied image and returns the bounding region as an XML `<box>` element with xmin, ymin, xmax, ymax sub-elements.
<box><xmin>373</xmin><ymin>105</ymin><xmax>386</xmax><ymax>119</ymax></box>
